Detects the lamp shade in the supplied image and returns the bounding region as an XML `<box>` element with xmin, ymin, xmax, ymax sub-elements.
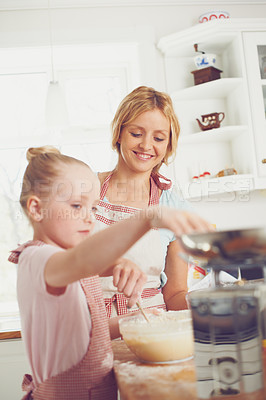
<box><xmin>45</xmin><ymin>81</ymin><xmax>69</xmax><ymax>128</ymax></box>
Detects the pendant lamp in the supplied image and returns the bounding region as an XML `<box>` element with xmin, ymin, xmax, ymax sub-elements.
<box><xmin>45</xmin><ymin>0</ymin><xmax>69</xmax><ymax>129</ymax></box>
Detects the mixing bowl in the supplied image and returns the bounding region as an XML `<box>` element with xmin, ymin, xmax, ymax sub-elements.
<box><xmin>119</xmin><ymin>310</ymin><xmax>194</xmax><ymax>363</ymax></box>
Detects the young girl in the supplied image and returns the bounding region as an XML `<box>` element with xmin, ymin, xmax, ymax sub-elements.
<box><xmin>9</xmin><ymin>146</ymin><xmax>212</xmax><ymax>400</ymax></box>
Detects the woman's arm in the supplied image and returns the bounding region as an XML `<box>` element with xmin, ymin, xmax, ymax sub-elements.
<box><xmin>162</xmin><ymin>239</ymin><xmax>189</xmax><ymax>311</ymax></box>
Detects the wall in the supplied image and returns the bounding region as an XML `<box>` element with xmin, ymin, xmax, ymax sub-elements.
<box><xmin>0</xmin><ymin>3</ymin><xmax>266</xmax><ymax>399</ymax></box>
<box><xmin>1</xmin><ymin>3</ymin><xmax>266</xmax><ymax>87</ymax></box>
<box><xmin>0</xmin><ymin>338</ymin><xmax>31</xmax><ymax>399</ymax></box>
<box><xmin>1</xmin><ymin>3</ymin><xmax>265</xmax><ymax>230</ymax></box>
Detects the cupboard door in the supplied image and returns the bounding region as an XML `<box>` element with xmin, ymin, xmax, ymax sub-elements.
<box><xmin>243</xmin><ymin>32</ymin><xmax>266</xmax><ymax>182</ymax></box>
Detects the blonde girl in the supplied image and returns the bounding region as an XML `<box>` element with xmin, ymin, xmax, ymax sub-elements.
<box><xmin>10</xmin><ymin>146</ymin><xmax>212</xmax><ymax>400</ymax></box>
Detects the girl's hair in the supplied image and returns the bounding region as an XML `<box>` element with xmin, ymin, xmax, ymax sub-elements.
<box><xmin>20</xmin><ymin>146</ymin><xmax>90</xmax><ymax>213</ymax></box>
<box><xmin>111</xmin><ymin>86</ymin><xmax>180</xmax><ymax>172</ymax></box>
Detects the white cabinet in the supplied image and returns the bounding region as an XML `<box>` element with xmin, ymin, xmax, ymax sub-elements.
<box><xmin>243</xmin><ymin>31</ymin><xmax>266</xmax><ymax>188</ymax></box>
<box><xmin>157</xmin><ymin>19</ymin><xmax>266</xmax><ymax>199</ymax></box>
<box><xmin>0</xmin><ymin>339</ymin><xmax>31</xmax><ymax>399</ymax></box>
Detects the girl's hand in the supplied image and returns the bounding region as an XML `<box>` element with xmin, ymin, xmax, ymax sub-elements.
<box><xmin>147</xmin><ymin>206</ymin><xmax>215</xmax><ymax>237</ymax></box>
<box><xmin>112</xmin><ymin>258</ymin><xmax>147</xmax><ymax>309</ymax></box>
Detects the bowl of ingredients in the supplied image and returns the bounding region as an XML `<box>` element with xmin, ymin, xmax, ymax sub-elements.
<box><xmin>119</xmin><ymin>310</ymin><xmax>194</xmax><ymax>363</ymax></box>
<box><xmin>199</xmin><ymin>11</ymin><xmax>230</xmax><ymax>23</ymax></box>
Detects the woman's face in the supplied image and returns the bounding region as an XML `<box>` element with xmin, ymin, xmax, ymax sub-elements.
<box><xmin>118</xmin><ymin>109</ymin><xmax>170</xmax><ymax>175</ymax></box>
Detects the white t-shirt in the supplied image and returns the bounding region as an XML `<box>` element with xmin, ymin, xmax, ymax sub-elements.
<box><xmin>17</xmin><ymin>244</ymin><xmax>91</xmax><ymax>385</ymax></box>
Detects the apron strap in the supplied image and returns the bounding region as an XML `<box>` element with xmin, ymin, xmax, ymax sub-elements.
<box><xmin>8</xmin><ymin>240</ymin><xmax>45</xmax><ymax>264</ymax></box>
<box><xmin>104</xmin><ymin>288</ymin><xmax>163</xmax><ymax>318</ymax></box>
<box><xmin>99</xmin><ymin>173</ymin><xmax>113</xmax><ymax>200</ymax></box>
<box><xmin>151</xmin><ymin>172</ymin><xmax>172</xmax><ymax>191</ymax></box>
<box><xmin>104</xmin><ymin>293</ymin><xmax>128</xmax><ymax>319</ymax></box>
<box><xmin>149</xmin><ymin>176</ymin><xmax>160</xmax><ymax>206</ymax></box>
<box><xmin>21</xmin><ymin>373</ymin><xmax>35</xmax><ymax>400</ymax></box>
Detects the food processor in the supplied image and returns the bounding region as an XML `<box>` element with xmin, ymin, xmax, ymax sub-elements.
<box><xmin>180</xmin><ymin>227</ymin><xmax>266</xmax><ymax>399</ymax></box>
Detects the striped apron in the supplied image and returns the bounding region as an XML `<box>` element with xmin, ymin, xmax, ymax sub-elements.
<box><xmin>9</xmin><ymin>241</ymin><xmax>117</xmax><ymax>400</ymax></box>
<box><xmin>93</xmin><ymin>172</ymin><xmax>171</xmax><ymax>318</ymax></box>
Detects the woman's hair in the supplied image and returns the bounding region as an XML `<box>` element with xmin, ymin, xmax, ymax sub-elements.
<box><xmin>111</xmin><ymin>86</ymin><xmax>180</xmax><ymax>172</ymax></box>
<box><xmin>20</xmin><ymin>146</ymin><xmax>90</xmax><ymax>213</ymax></box>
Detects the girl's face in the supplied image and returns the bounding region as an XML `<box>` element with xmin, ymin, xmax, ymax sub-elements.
<box><xmin>37</xmin><ymin>164</ymin><xmax>100</xmax><ymax>249</ymax></box>
<box><xmin>118</xmin><ymin>109</ymin><xmax>170</xmax><ymax>175</ymax></box>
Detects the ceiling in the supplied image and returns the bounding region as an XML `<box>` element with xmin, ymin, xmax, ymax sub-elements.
<box><xmin>0</xmin><ymin>0</ymin><xmax>266</xmax><ymax>10</ymax></box>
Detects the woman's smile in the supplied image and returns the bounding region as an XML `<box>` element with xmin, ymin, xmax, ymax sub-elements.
<box><xmin>133</xmin><ymin>151</ymin><xmax>154</xmax><ymax>161</ymax></box>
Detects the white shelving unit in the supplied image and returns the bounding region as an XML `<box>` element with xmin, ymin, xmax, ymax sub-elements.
<box><xmin>157</xmin><ymin>18</ymin><xmax>266</xmax><ymax>199</ymax></box>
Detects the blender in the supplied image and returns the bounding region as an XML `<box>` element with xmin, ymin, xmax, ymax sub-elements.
<box><xmin>180</xmin><ymin>227</ymin><xmax>266</xmax><ymax>399</ymax></box>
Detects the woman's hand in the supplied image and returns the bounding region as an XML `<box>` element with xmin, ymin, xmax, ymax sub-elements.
<box><xmin>112</xmin><ymin>258</ymin><xmax>147</xmax><ymax>308</ymax></box>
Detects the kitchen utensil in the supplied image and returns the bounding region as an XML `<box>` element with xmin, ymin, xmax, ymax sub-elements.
<box><xmin>136</xmin><ymin>301</ymin><xmax>150</xmax><ymax>323</ymax></box>
<box><xmin>181</xmin><ymin>227</ymin><xmax>266</xmax><ymax>399</ymax></box>
<box><xmin>189</xmin><ymin>286</ymin><xmax>264</xmax><ymax>398</ymax></box>
<box><xmin>180</xmin><ymin>227</ymin><xmax>266</xmax><ymax>269</ymax></box>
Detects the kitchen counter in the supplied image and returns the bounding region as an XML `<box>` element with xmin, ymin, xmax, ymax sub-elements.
<box><xmin>112</xmin><ymin>340</ymin><xmax>197</xmax><ymax>400</ymax></box>
<box><xmin>112</xmin><ymin>340</ymin><xmax>266</xmax><ymax>400</ymax></box>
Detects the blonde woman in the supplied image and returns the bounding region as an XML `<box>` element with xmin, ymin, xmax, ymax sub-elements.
<box><xmin>96</xmin><ymin>86</ymin><xmax>194</xmax><ymax>317</ymax></box>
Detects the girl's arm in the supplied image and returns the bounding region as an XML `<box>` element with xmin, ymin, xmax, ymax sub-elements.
<box><xmin>44</xmin><ymin>207</ymin><xmax>213</xmax><ymax>296</ymax></box>
<box><xmin>162</xmin><ymin>239</ymin><xmax>189</xmax><ymax>311</ymax></box>
<box><xmin>44</xmin><ymin>208</ymin><xmax>151</xmax><ymax>287</ymax></box>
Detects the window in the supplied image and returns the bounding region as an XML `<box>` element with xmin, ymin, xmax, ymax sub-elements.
<box><xmin>0</xmin><ymin>42</ymin><xmax>140</xmax><ymax>330</ymax></box>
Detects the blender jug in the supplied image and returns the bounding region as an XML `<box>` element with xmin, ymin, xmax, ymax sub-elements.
<box><xmin>181</xmin><ymin>227</ymin><xmax>266</xmax><ymax>399</ymax></box>
<box><xmin>189</xmin><ymin>286</ymin><xmax>264</xmax><ymax>399</ymax></box>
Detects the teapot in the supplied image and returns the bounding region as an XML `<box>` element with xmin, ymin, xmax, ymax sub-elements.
<box><xmin>196</xmin><ymin>112</ymin><xmax>225</xmax><ymax>131</ymax></box>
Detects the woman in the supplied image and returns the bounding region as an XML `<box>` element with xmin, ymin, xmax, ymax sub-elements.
<box><xmin>95</xmin><ymin>86</ymin><xmax>192</xmax><ymax>317</ymax></box>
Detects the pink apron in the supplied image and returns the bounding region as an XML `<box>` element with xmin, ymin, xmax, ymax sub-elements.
<box><xmin>93</xmin><ymin>172</ymin><xmax>172</xmax><ymax>318</ymax></box>
<box><xmin>9</xmin><ymin>241</ymin><xmax>117</xmax><ymax>400</ymax></box>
